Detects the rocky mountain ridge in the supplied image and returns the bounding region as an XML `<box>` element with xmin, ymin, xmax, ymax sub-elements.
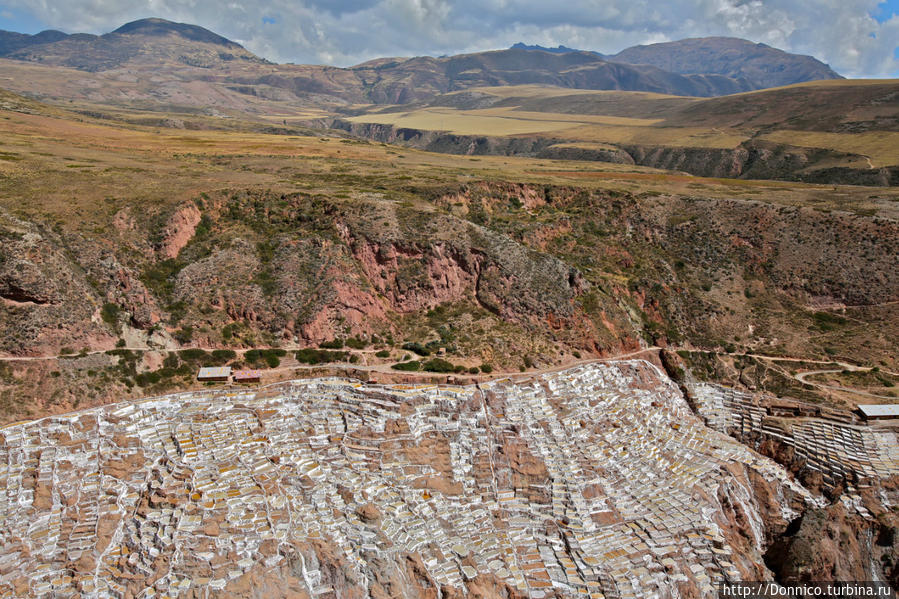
<box><xmin>0</xmin><ymin>19</ymin><xmax>841</xmax><ymax>101</ymax></box>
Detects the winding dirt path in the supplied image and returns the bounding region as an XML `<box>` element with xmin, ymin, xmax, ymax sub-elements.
<box><xmin>2</xmin><ymin>343</ymin><xmax>894</xmax><ymax>401</ymax></box>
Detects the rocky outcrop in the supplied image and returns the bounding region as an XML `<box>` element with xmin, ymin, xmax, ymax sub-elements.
<box><xmin>764</xmin><ymin>503</ymin><xmax>881</xmax><ymax>583</ymax></box>
<box><xmin>158</xmin><ymin>202</ymin><xmax>202</xmax><ymax>259</ymax></box>
<box><xmin>537</xmin><ymin>144</ymin><xmax>635</xmax><ymax>164</ymax></box>
<box><xmin>0</xmin><ymin>213</ymin><xmax>112</xmax><ymax>355</ymax></box>
<box><xmin>339</xmin><ymin>213</ymin><xmax>586</xmax><ymax>324</ymax></box>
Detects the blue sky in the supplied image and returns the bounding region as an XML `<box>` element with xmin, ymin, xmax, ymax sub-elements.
<box><xmin>1</xmin><ymin>0</ymin><xmax>897</xmax><ymax>76</ymax></box>
<box><xmin>874</xmin><ymin>0</ymin><xmax>899</xmax><ymax>21</ymax></box>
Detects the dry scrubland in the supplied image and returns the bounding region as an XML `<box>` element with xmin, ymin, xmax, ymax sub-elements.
<box><xmin>346</xmin><ymin>81</ymin><xmax>899</xmax><ymax>169</ymax></box>
<box><xmin>0</xmin><ymin>88</ymin><xmax>897</xmax><ymax>423</ymax></box>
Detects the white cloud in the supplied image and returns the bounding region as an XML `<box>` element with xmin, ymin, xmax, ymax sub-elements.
<box><xmin>2</xmin><ymin>0</ymin><xmax>897</xmax><ymax>75</ymax></box>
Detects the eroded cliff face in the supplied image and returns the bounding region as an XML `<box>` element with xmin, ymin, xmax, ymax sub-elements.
<box><xmin>0</xmin><ymin>213</ymin><xmax>114</xmax><ymax>355</ymax></box>
<box><xmin>148</xmin><ymin>189</ymin><xmax>614</xmax><ymax>353</ymax></box>
<box><xmin>332</xmin><ymin>120</ymin><xmax>899</xmax><ymax>186</ymax></box>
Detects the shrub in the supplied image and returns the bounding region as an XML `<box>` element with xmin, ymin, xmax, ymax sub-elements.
<box><xmin>211</xmin><ymin>349</ymin><xmax>237</xmax><ymax>362</ymax></box>
<box><xmin>179</xmin><ymin>349</ymin><xmax>210</xmax><ymax>363</ymax></box>
<box><xmin>345</xmin><ymin>337</ymin><xmax>367</xmax><ymax>350</ymax></box>
<box><xmin>101</xmin><ymin>303</ymin><xmax>121</xmax><ymax>326</ymax></box>
<box><xmin>320</xmin><ymin>339</ymin><xmax>344</xmax><ymax>349</ymax></box>
<box><xmin>479</xmin><ymin>363</ymin><xmax>493</xmax><ymax>374</ymax></box>
<box><xmin>265</xmin><ymin>354</ymin><xmax>280</xmax><ymax>368</ymax></box>
<box><xmin>421</xmin><ymin>358</ymin><xmax>455</xmax><ymax>373</ymax></box>
<box><xmin>391</xmin><ymin>361</ymin><xmax>421</xmax><ymax>371</ymax></box>
<box><xmin>402</xmin><ymin>342</ymin><xmax>430</xmax><ymax>357</ymax></box>
<box><xmin>295</xmin><ymin>349</ymin><xmax>347</xmax><ymax>364</ymax></box>
<box><xmin>375</xmin><ymin>350</ymin><xmax>391</xmax><ymax>359</ymax></box>
<box><xmin>59</xmin><ymin>347</ymin><xmax>75</xmax><ymax>356</ymax></box>
<box><xmin>135</xmin><ymin>371</ymin><xmax>162</xmax><ymax>387</ymax></box>
<box><xmin>173</xmin><ymin>326</ymin><xmax>193</xmax><ymax>344</ymax></box>
<box><xmin>468</xmin><ymin>367</ymin><xmax>480</xmax><ymax>374</ymax></box>
<box><xmin>222</xmin><ymin>323</ymin><xmax>238</xmax><ymax>340</ymax></box>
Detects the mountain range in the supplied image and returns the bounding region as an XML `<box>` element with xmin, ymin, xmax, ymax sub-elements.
<box><xmin>0</xmin><ymin>18</ymin><xmax>842</xmax><ymax>106</ymax></box>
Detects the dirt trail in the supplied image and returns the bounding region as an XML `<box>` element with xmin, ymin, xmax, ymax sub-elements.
<box><xmin>3</xmin><ymin>344</ymin><xmax>894</xmax><ymax>401</ymax></box>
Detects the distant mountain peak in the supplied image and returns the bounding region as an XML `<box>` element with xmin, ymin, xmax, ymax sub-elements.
<box><xmin>611</xmin><ymin>37</ymin><xmax>842</xmax><ymax>87</ymax></box>
<box><xmin>110</xmin><ymin>17</ymin><xmax>243</xmax><ymax>49</ymax></box>
<box><xmin>511</xmin><ymin>42</ymin><xmax>602</xmax><ymax>57</ymax></box>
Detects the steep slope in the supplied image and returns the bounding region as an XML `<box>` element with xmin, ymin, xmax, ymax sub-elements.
<box><xmin>612</xmin><ymin>37</ymin><xmax>842</xmax><ymax>89</ymax></box>
<box><xmin>3</xmin><ymin>18</ymin><xmax>263</xmax><ymax>71</ymax></box>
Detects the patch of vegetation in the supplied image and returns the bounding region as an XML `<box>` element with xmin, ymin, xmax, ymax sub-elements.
<box><xmin>402</xmin><ymin>342</ymin><xmax>430</xmax><ymax>357</ymax></box>
<box><xmin>421</xmin><ymin>358</ymin><xmax>455</xmax><ymax>373</ymax></box>
<box><xmin>141</xmin><ymin>258</ymin><xmax>185</xmax><ymax>300</ymax></box>
<box><xmin>253</xmin><ymin>269</ymin><xmax>278</xmax><ymax>296</ymax></box>
<box><xmin>391</xmin><ymin>360</ymin><xmax>421</xmax><ymax>371</ymax></box>
<box><xmin>245</xmin><ymin>348</ymin><xmax>286</xmax><ymax>368</ymax></box>
<box><xmin>295</xmin><ymin>348</ymin><xmax>347</xmax><ymax>364</ymax></box>
<box><xmin>211</xmin><ymin>349</ymin><xmax>237</xmax><ymax>362</ymax></box>
<box><xmin>173</xmin><ymin>326</ymin><xmax>193</xmax><ymax>343</ymax></box>
<box><xmin>811</xmin><ymin>311</ymin><xmax>848</xmax><ymax>332</ymax></box>
<box><xmin>344</xmin><ymin>336</ymin><xmax>368</xmax><ymax>350</ymax></box>
<box><xmin>100</xmin><ymin>302</ymin><xmax>121</xmax><ymax>326</ymax></box>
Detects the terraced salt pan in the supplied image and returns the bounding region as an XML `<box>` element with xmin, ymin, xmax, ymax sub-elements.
<box><xmin>0</xmin><ymin>362</ymin><xmax>885</xmax><ymax>598</ymax></box>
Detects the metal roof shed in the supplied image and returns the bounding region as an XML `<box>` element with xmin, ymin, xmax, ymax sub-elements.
<box><xmin>233</xmin><ymin>369</ymin><xmax>262</xmax><ymax>383</ymax></box>
<box><xmin>858</xmin><ymin>404</ymin><xmax>899</xmax><ymax>421</ymax></box>
<box><xmin>197</xmin><ymin>366</ymin><xmax>231</xmax><ymax>382</ymax></box>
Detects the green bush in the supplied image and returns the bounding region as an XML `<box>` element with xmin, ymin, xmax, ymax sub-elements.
<box><xmin>211</xmin><ymin>349</ymin><xmax>237</xmax><ymax>362</ymax></box>
<box><xmin>265</xmin><ymin>354</ymin><xmax>280</xmax><ymax>368</ymax></box>
<box><xmin>375</xmin><ymin>349</ymin><xmax>391</xmax><ymax>359</ymax></box>
<box><xmin>173</xmin><ymin>326</ymin><xmax>193</xmax><ymax>343</ymax></box>
<box><xmin>479</xmin><ymin>363</ymin><xmax>493</xmax><ymax>374</ymax></box>
<box><xmin>421</xmin><ymin>358</ymin><xmax>455</xmax><ymax>373</ymax></box>
<box><xmin>468</xmin><ymin>366</ymin><xmax>480</xmax><ymax>374</ymax></box>
<box><xmin>295</xmin><ymin>349</ymin><xmax>347</xmax><ymax>364</ymax></box>
<box><xmin>163</xmin><ymin>353</ymin><xmax>179</xmax><ymax>369</ymax></box>
<box><xmin>320</xmin><ymin>339</ymin><xmax>344</xmax><ymax>349</ymax></box>
<box><xmin>179</xmin><ymin>349</ymin><xmax>210</xmax><ymax>363</ymax></box>
<box><xmin>402</xmin><ymin>342</ymin><xmax>430</xmax><ymax>357</ymax></box>
<box><xmin>135</xmin><ymin>371</ymin><xmax>162</xmax><ymax>387</ymax></box>
<box><xmin>345</xmin><ymin>337</ymin><xmax>368</xmax><ymax>350</ymax></box>
<box><xmin>391</xmin><ymin>361</ymin><xmax>421</xmax><ymax>371</ymax></box>
<box><xmin>100</xmin><ymin>303</ymin><xmax>121</xmax><ymax>326</ymax></box>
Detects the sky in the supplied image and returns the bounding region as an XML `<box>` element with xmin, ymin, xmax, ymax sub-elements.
<box><xmin>1</xmin><ymin>0</ymin><xmax>897</xmax><ymax>77</ymax></box>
